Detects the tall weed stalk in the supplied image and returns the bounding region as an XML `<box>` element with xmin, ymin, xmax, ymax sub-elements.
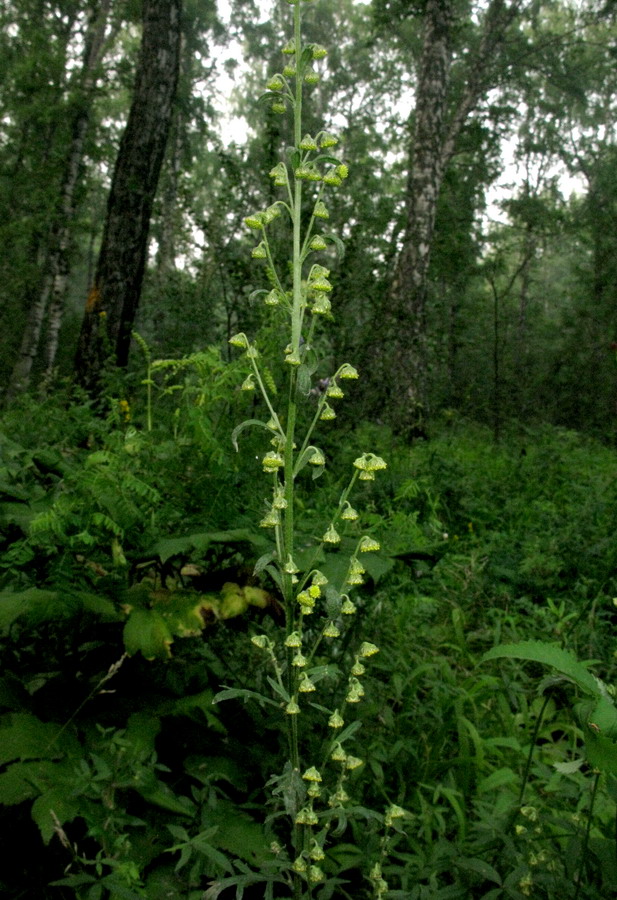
<box><xmin>218</xmin><ymin>1</ymin><xmax>403</xmax><ymax>896</ymax></box>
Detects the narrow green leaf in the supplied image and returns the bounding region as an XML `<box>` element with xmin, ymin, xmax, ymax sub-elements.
<box><xmin>482</xmin><ymin>641</ymin><xmax>602</xmax><ymax>697</ymax></box>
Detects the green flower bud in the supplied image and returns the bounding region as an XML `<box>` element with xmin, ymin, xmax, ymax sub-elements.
<box><xmin>252</xmin><ymin>242</ymin><xmax>267</xmax><ymax>259</ymax></box>
<box><xmin>341</xmin><ymin>597</ymin><xmax>357</xmax><ymax>615</ymax></box>
<box><xmin>312</xmin><ymin>570</ymin><xmax>328</xmax><ymax>586</ymax></box>
<box><xmin>309</xmin><ymin>447</ymin><xmax>326</xmax><ymax>466</ymax></box>
<box><xmin>297</xmin><ymin>590</ymin><xmax>316</xmax><ymax>611</ymax></box>
<box><xmin>326</xmin><ymin>382</ymin><xmax>344</xmax><ymax>399</ymax></box>
<box><xmin>359</xmin><ymin>641</ymin><xmax>379</xmax><ymax>658</ymax></box>
<box><xmin>263</xmin><ymin>203</ymin><xmax>281</xmax><ymax>224</ymax></box>
<box><xmin>351</xmin><ymin>660</ymin><xmax>366</xmax><ymax>676</ymax></box>
<box><xmin>284</xmin><ymin>349</ymin><xmax>302</xmax><ymax>366</ymax></box>
<box><xmin>282</xmin><ymin>39</ymin><xmax>296</xmax><ymax>55</ymax></box>
<box><xmin>283</xmin><ymin>64</ymin><xmax>297</xmax><ymax>77</ymax></box>
<box><xmin>299</xmin><ymin>674</ymin><xmax>316</xmax><ymax>694</ymax></box>
<box><xmin>286</xmin><ymin>699</ymin><xmax>300</xmax><ymax>715</ymax></box>
<box><xmin>309</xmin><ymin>839</ymin><xmax>325</xmax><ymax>861</ymax></box>
<box><xmin>267</xmin><ymin>75</ymin><xmax>285</xmax><ymax>92</ymax></box>
<box><xmin>310</xmin><ymin>275</ymin><xmax>332</xmax><ymax>292</ymax></box>
<box><xmin>302</xmin><ymin>766</ymin><xmax>322</xmax><ymax>782</ymax></box>
<box><xmin>304</xmin><ymin>70</ymin><xmax>319</xmax><ymax>85</ymax></box>
<box><xmin>284</xmin><ymin>555</ymin><xmax>299</xmax><ymax>574</ymax></box>
<box><xmin>365</xmin><ymin>453</ymin><xmax>387</xmax><ymax>471</ymax></box>
<box><xmin>295</xmin><ymin>806</ymin><xmax>318</xmax><ymax>826</ymax></box>
<box><xmin>323</xmin><ymin>621</ymin><xmax>340</xmax><ymax>638</ymax></box>
<box><xmin>251</xmin><ymin>634</ymin><xmax>269</xmax><ymax>649</ymax></box>
<box><xmin>292</xmin><ymin>856</ymin><xmax>307</xmax><ymax>874</ymax></box>
<box><xmin>311</xmin><ymin>44</ymin><xmax>327</xmax><ymax>60</ymax></box>
<box><xmin>307</xmin><ymin>583</ymin><xmax>321</xmax><ymax>598</ymax></box>
<box><xmin>229</xmin><ymin>332</ymin><xmax>249</xmax><ymax>349</ymax></box>
<box><xmin>307</xmin><ymin>782</ymin><xmax>321</xmax><ymax>798</ymax></box>
<box><xmin>319</xmin><ymin>403</ymin><xmax>336</xmax><ymax>420</ymax></box>
<box><xmin>272</xmin><ymin>100</ymin><xmax>287</xmax><ymax>114</ymax></box>
<box><xmin>322</xmin><ymin>524</ymin><xmax>340</xmax><ymax>544</ymax></box>
<box><xmin>330</xmin><ymin>742</ymin><xmax>346</xmax><ymax>762</ymax></box>
<box><xmin>384</xmin><ymin>804</ymin><xmax>406</xmax><ymax>826</ymax></box>
<box><xmin>285</xmin><ymin>630</ymin><xmax>302</xmax><ymax>647</ymax></box>
<box><xmin>341</xmin><ymin>502</ymin><xmax>358</xmax><ymax>520</ymax></box>
<box><xmin>269</xmin><ymin>162</ymin><xmax>288</xmax><ymax>185</ymax></box>
<box><xmin>262</xmin><ymin>451</ymin><xmax>284</xmax><ymax>471</ymax></box>
<box><xmin>312</xmin><ymin>295</ymin><xmax>331</xmax><ymax>316</ymax></box>
<box><xmin>345</xmin><ymin>755</ymin><xmax>363</xmax><ymax>770</ymax></box>
<box><xmin>319</xmin><ymin>132</ymin><xmax>338</xmax><ymax>148</ymax></box>
<box><xmin>349</xmin><ymin>557</ymin><xmax>365</xmax><ymax>575</ymax></box>
<box><xmin>328</xmin><ymin>709</ymin><xmax>344</xmax><ymax>728</ymax></box>
<box><xmin>241</xmin><ymin>374</ymin><xmax>255</xmax><ymax>391</ymax></box>
<box><xmin>309</xmin><ymin>235</ymin><xmax>327</xmax><ymax>251</ymax></box>
<box><xmin>260</xmin><ymin>507</ymin><xmax>280</xmax><ymax>528</ymax></box>
<box><xmin>294</xmin><ymin>164</ymin><xmax>312</xmax><ymax>180</ymax></box>
<box><xmin>292</xmin><ymin>651</ymin><xmax>307</xmax><ymax>667</ymax></box>
<box><xmin>300</xmin><ymin>133</ymin><xmax>318</xmax><ymax>151</ymax></box>
<box><xmin>346</xmin><ymin>572</ymin><xmax>364</xmax><ymax>586</ymax></box>
<box><xmin>313</xmin><ymin>200</ymin><xmax>330</xmax><ymax>219</ymax></box>
<box><xmin>338</xmin><ymin>364</ymin><xmax>359</xmax><ymax>379</ymax></box>
<box><xmin>323</xmin><ymin>172</ymin><xmax>342</xmax><ymax>187</ymax></box>
<box><xmin>337</xmin><ymin>164</ymin><xmax>349</xmax><ymax>179</ymax></box>
<box><xmin>359</xmin><ymin>535</ymin><xmax>380</xmax><ymax>552</ymax></box>
<box><xmin>328</xmin><ymin>787</ymin><xmax>349</xmax><ymax>807</ymax></box>
<box><xmin>265</xmin><ymin>289</ymin><xmax>282</xmax><ymax>306</ymax></box>
<box><xmin>308</xmin><ymin>866</ymin><xmax>324</xmax><ymax>883</ymax></box>
<box><xmin>245</xmin><ymin>213</ymin><xmax>264</xmax><ymax>229</ymax></box>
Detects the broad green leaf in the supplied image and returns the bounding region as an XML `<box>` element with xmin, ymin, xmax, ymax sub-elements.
<box><xmin>477</xmin><ymin>767</ymin><xmax>518</xmax><ymax>793</ymax></box>
<box><xmin>0</xmin><ymin>712</ymin><xmax>63</xmax><ymax>765</ymax></box>
<box><xmin>482</xmin><ymin>641</ymin><xmax>602</xmax><ymax>697</ymax></box>
<box><xmin>123</xmin><ymin>608</ymin><xmax>173</xmax><ymax>659</ymax></box>
<box><xmin>31</xmin><ymin>785</ymin><xmax>81</xmax><ymax>843</ymax></box>
<box><xmin>454</xmin><ymin>857</ymin><xmax>502</xmax><ymax>885</ymax></box>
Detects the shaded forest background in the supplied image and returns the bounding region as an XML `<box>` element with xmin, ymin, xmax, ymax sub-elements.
<box><xmin>1</xmin><ymin>0</ymin><xmax>616</xmax><ymax>439</ymax></box>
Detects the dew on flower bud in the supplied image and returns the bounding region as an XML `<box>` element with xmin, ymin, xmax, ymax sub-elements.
<box><xmin>241</xmin><ymin>375</ymin><xmax>255</xmax><ymax>391</ymax></box>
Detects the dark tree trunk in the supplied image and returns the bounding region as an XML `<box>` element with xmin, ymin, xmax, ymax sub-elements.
<box><xmin>75</xmin><ymin>0</ymin><xmax>182</xmax><ymax>391</ymax></box>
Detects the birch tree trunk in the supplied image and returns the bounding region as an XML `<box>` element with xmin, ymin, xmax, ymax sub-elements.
<box><xmin>74</xmin><ymin>0</ymin><xmax>182</xmax><ymax>392</ymax></box>
<box><xmin>6</xmin><ymin>0</ymin><xmax>112</xmax><ymax>401</ymax></box>
<box><xmin>377</xmin><ymin>0</ymin><xmax>524</xmax><ymax>436</ymax></box>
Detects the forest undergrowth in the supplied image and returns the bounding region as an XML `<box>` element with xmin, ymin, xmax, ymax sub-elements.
<box><xmin>2</xmin><ymin>376</ymin><xmax>617</xmax><ymax>899</ymax></box>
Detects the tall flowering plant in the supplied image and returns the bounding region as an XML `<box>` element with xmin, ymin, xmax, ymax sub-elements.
<box><xmin>221</xmin><ymin>2</ymin><xmax>404</xmax><ymax>897</ymax></box>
